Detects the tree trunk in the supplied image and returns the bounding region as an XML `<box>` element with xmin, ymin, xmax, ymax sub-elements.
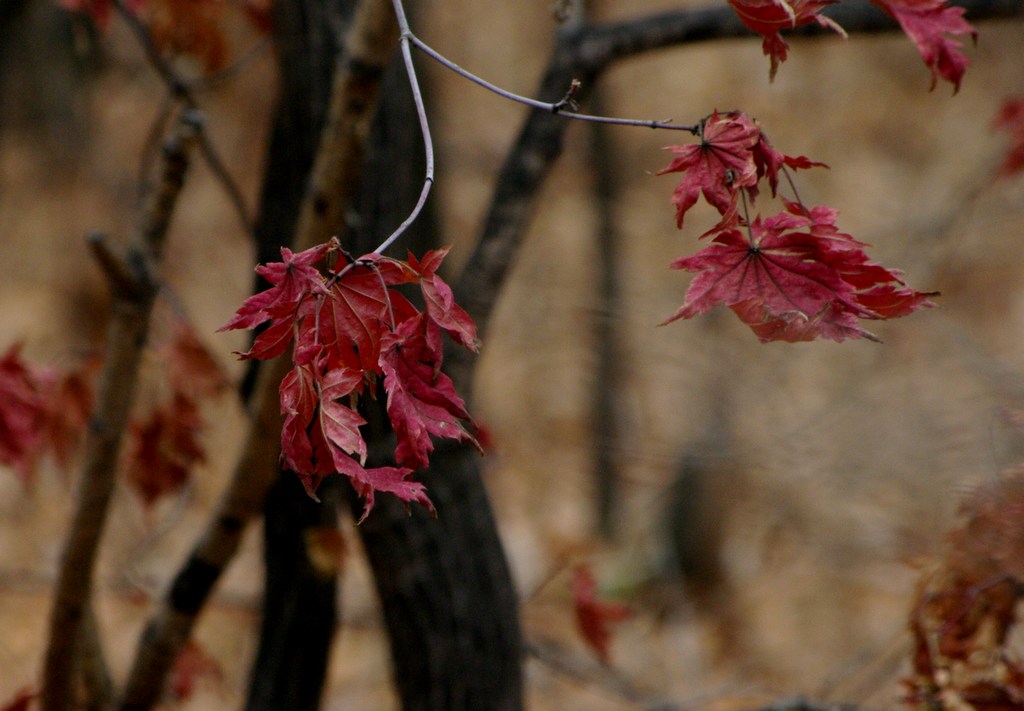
<box><xmin>341</xmin><ymin>47</ymin><xmax>524</xmax><ymax>711</ymax></box>
<box><xmin>244</xmin><ymin>1</ymin><xmax>349</xmax><ymax>709</ymax></box>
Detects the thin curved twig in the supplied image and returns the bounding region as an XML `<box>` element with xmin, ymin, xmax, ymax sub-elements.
<box><xmin>407</xmin><ymin>34</ymin><xmax>698</xmax><ymax>133</ymax></box>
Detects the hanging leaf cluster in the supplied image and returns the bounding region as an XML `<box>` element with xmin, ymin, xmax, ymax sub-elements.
<box><xmin>220</xmin><ymin>239</ymin><xmax>481</xmax><ymax>519</ymax></box>
<box><xmin>659</xmin><ymin>110</ymin><xmax>936</xmax><ymax>342</ymax></box>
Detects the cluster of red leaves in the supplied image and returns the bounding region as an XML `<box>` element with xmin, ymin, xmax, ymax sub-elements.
<box><xmin>904</xmin><ymin>471</ymin><xmax>1024</xmax><ymax>709</ymax></box>
<box><xmin>659</xmin><ymin>111</ymin><xmax>935</xmax><ymax>342</ymax></box>
<box><xmin>994</xmin><ymin>97</ymin><xmax>1024</xmax><ymax>179</ymax></box>
<box><xmin>571</xmin><ymin>564</ymin><xmax>631</xmax><ymax>665</ymax></box>
<box><xmin>121</xmin><ymin>323</ymin><xmax>229</xmax><ymax>508</ymax></box>
<box><xmin>728</xmin><ymin>0</ymin><xmax>976</xmax><ymax>90</ymax></box>
<box><xmin>220</xmin><ymin>239</ymin><xmax>481</xmax><ymax>520</ymax></box>
<box><xmin>0</xmin><ymin>344</ymin><xmax>93</xmax><ymax>482</ymax></box>
<box><xmin>58</xmin><ymin>0</ymin><xmax>271</xmax><ymax>73</ymax></box>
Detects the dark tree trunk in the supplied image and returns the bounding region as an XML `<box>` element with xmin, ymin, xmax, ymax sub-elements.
<box><xmin>244</xmin><ymin>2</ymin><xmax>350</xmax><ymax>709</ymax></box>
<box><xmin>340</xmin><ymin>45</ymin><xmax>524</xmax><ymax>711</ymax></box>
<box><xmin>354</xmin><ymin>442</ymin><xmax>523</xmax><ymax>711</ymax></box>
<box><xmin>246</xmin><ymin>478</ymin><xmax>341</xmax><ymax>711</ymax></box>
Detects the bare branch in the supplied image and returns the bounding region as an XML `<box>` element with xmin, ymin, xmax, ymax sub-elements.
<box><xmin>41</xmin><ymin>111</ymin><xmax>199</xmax><ymax>711</ymax></box>
<box><xmin>110</xmin><ymin>0</ymin><xmax>254</xmax><ymax>234</ymax></box>
<box><xmin>445</xmin><ymin>0</ymin><xmax>1024</xmax><ymax>393</ymax></box>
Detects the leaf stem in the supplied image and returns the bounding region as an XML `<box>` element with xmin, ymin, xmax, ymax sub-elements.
<box><xmin>740</xmin><ymin>189</ymin><xmax>756</xmax><ymax>247</ymax></box>
<box><xmin>781</xmin><ymin>165</ymin><xmax>812</xmax><ymax>218</ymax></box>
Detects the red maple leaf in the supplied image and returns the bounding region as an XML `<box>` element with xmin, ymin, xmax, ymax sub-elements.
<box><xmin>220</xmin><ymin>240</ymin><xmax>335</xmax><ymax>360</ymax></box>
<box><xmin>664</xmin><ymin>206</ymin><xmax>935</xmax><ymax>342</ymax></box>
<box><xmin>870</xmin><ymin>0</ymin><xmax>976</xmax><ymax>91</ymax></box>
<box><xmin>994</xmin><ymin>97</ymin><xmax>1024</xmax><ymax>178</ymax></box>
<box><xmin>658</xmin><ymin>112</ymin><xmax>759</xmax><ymax>229</ymax></box>
<box><xmin>123</xmin><ymin>392</ymin><xmax>205</xmax><ymax>507</ymax></box>
<box><xmin>314</xmin><ymin>256</ymin><xmax>408</xmax><ymax>372</ymax></box>
<box><xmin>571</xmin><ymin>565</ymin><xmax>630</xmax><ymax>666</ymax></box>
<box><xmin>727</xmin><ymin>0</ymin><xmax>845</xmax><ymax>78</ymax></box>
<box><xmin>380</xmin><ymin>314</ymin><xmax>479</xmax><ymax>471</ymax></box>
<box><xmin>407</xmin><ymin>248</ymin><xmax>480</xmax><ymax>351</ymax></box>
<box><xmin>659</xmin><ymin>112</ymin><xmax>826</xmax><ymax>232</ymax></box>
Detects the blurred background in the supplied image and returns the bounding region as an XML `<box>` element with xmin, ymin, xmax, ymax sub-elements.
<box><xmin>2</xmin><ymin>0</ymin><xmax>1024</xmax><ymax>708</ymax></box>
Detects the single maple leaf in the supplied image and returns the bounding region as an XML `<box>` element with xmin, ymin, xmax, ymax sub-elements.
<box><xmin>219</xmin><ymin>240</ymin><xmax>335</xmax><ymax>359</ymax></box>
<box><xmin>870</xmin><ymin>0</ymin><xmax>976</xmax><ymax>91</ymax></box>
<box><xmin>315</xmin><ymin>366</ymin><xmax>368</xmax><ymax>470</ymax></box>
<box><xmin>994</xmin><ymin>97</ymin><xmax>1024</xmax><ymax>178</ymax></box>
<box><xmin>379</xmin><ymin>315</ymin><xmax>479</xmax><ymax>471</ymax></box>
<box><xmin>660</xmin><ymin>112</ymin><xmax>826</xmax><ymax>233</ymax></box>
<box><xmin>571</xmin><ymin>565</ymin><xmax>630</xmax><ymax>666</ymax></box>
<box><xmin>727</xmin><ymin>0</ymin><xmax>846</xmax><ymax>79</ymax></box>
<box><xmin>658</xmin><ymin>112</ymin><xmax>760</xmax><ymax>229</ymax></box>
<box><xmin>123</xmin><ymin>392</ymin><xmax>205</xmax><ymax>507</ymax></box>
<box><xmin>170</xmin><ymin>641</ymin><xmax>223</xmax><ymax>701</ymax></box>
<box><xmin>407</xmin><ymin>248</ymin><xmax>480</xmax><ymax>352</ymax></box>
<box><xmin>337</xmin><ymin>456</ymin><xmax>433</xmax><ymax>524</ymax></box>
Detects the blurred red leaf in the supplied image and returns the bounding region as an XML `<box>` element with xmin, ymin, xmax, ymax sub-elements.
<box><xmin>995</xmin><ymin>97</ymin><xmax>1024</xmax><ymax>178</ymax></box>
<box><xmin>170</xmin><ymin>641</ymin><xmax>223</xmax><ymax>701</ymax></box>
<box><xmin>165</xmin><ymin>323</ymin><xmax>230</xmax><ymax>398</ymax></box>
<box><xmin>572</xmin><ymin>565</ymin><xmax>630</xmax><ymax>665</ymax></box>
<box><xmin>0</xmin><ymin>344</ymin><xmax>48</xmax><ymax>480</ymax></box>
<box><xmin>123</xmin><ymin>392</ymin><xmax>205</xmax><ymax>507</ymax></box>
<box><xmin>1</xmin><ymin>687</ymin><xmax>37</xmax><ymax>711</ymax></box>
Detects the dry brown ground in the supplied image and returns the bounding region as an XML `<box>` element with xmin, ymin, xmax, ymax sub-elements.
<box><xmin>2</xmin><ymin>1</ymin><xmax>1024</xmax><ymax>709</ymax></box>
